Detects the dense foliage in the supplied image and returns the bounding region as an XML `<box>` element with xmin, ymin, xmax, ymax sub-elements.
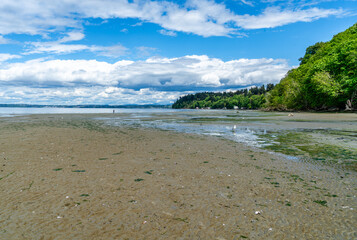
<box><xmin>173</xmin><ymin>24</ymin><xmax>356</xmax><ymax>111</ymax></box>
<box><xmin>266</xmin><ymin>23</ymin><xmax>357</xmax><ymax>110</ymax></box>
<box><xmin>172</xmin><ymin>84</ymin><xmax>274</xmax><ymax>109</ymax></box>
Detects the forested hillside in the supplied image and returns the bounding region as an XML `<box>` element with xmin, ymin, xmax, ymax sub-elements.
<box><xmin>266</xmin><ymin>23</ymin><xmax>357</xmax><ymax>110</ymax></box>
<box><xmin>173</xmin><ymin>23</ymin><xmax>356</xmax><ymax>111</ymax></box>
<box><xmin>172</xmin><ymin>84</ymin><xmax>274</xmax><ymax>109</ymax></box>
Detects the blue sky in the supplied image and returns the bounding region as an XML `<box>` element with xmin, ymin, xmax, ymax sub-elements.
<box><xmin>0</xmin><ymin>0</ymin><xmax>356</xmax><ymax>105</ymax></box>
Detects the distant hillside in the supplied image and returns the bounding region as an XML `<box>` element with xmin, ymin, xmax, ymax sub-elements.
<box><xmin>266</xmin><ymin>23</ymin><xmax>357</xmax><ymax>111</ymax></box>
<box><xmin>172</xmin><ymin>84</ymin><xmax>275</xmax><ymax>109</ymax></box>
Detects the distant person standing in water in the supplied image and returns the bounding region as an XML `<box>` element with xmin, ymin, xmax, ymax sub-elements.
<box><xmin>113</xmin><ymin>109</ymin><xmax>115</xmax><ymax>114</ymax></box>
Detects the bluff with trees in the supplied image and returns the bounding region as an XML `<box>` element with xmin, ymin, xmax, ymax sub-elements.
<box><xmin>172</xmin><ymin>84</ymin><xmax>274</xmax><ymax>109</ymax></box>
<box><xmin>266</xmin><ymin>23</ymin><xmax>357</xmax><ymax>111</ymax></box>
<box><xmin>173</xmin><ymin>23</ymin><xmax>357</xmax><ymax>111</ymax></box>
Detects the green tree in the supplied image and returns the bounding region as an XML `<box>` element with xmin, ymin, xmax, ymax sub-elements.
<box><xmin>267</xmin><ymin>23</ymin><xmax>357</xmax><ymax>110</ymax></box>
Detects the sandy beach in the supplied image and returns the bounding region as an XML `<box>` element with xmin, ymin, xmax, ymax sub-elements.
<box><xmin>0</xmin><ymin>114</ymin><xmax>356</xmax><ymax>239</ymax></box>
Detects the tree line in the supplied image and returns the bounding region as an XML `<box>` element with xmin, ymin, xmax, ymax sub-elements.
<box><xmin>172</xmin><ymin>84</ymin><xmax>274</xmax><ymax>109</ymax></box>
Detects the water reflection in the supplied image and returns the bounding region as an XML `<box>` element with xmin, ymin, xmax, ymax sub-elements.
<box><xmin>96</xmin><ymin>109</ymin><xmax>357</xmax><ymax>168</ymax></box>
<box><xmin>99</xmin><ymin>113</ymin><xmax>275</xmax><ymax>148</ymax></box>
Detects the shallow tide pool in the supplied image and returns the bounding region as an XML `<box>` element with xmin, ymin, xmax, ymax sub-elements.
<box><xmin>97</xmin><ymin>109</ymin><xmax>357</xmax><ymax>170</ymax></box>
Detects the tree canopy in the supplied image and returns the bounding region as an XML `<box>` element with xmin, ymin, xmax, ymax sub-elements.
<box><xmin>172</xmin><ymin>85</ymin><xmax>274</xmax><ymax>109</ymax></box>
<box><xmin>267</xmin><ymin>23</ymin><xmax>357</xmax><ymax>111</ymax></box>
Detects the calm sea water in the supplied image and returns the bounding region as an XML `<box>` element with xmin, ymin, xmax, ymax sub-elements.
<box><xmin>0</xmin><ymin>107</ymin><xmax>174</xmax><ymax>117</ymax></box>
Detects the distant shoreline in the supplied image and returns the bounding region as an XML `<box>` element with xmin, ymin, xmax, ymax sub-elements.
<box><xmin>0</xmin><ymin>104</ymin><xmax>171</xmax><ymax>109</ymax></box>
<box><xmin>1</xmin><ymin>104</ymin><xmax>355</xmax><ymax>114</ymax></box>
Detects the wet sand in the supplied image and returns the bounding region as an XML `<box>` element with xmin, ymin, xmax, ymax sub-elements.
<box><xmin>0</xmin><ymin>114</ymin><xmax>356</xmax><ymax>239</ymax></box>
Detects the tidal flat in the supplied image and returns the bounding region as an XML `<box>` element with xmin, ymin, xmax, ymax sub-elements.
<box><xmin>0</xmin><ymin>112</ymin><xmax>356</xmax><ymax>239</ymax></box>
<box><xmin>100</xmin><ymin>110</ymin><xmax>357</xmax><ymax>170</ymax></box>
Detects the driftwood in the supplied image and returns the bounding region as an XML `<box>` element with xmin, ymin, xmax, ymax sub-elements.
<box><xmin>346</xmin><ymin>88</ymin><xmax>356</xmax><ymax>111</ymax></box>
<box><xmin>345</xmin><ymin>99</ymin><xmax>352</xmax><ymax>110</ymax></box>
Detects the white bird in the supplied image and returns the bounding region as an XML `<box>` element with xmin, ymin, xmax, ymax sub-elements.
<box><xmin>232</xmin><ymin>125</ymin><xmax>237</xmax><ymax>132</ymax></box>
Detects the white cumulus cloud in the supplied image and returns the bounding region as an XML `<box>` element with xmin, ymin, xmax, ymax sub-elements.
<box><xmin>0</xmin><ymin>35</ymin><xmax>12</xmax><ymax>44</ymax></box>
<box><xmin>159</xmin><ymin>29</ymin><xmax>177</xmax><ymax>37</ymax></box>
<box><xmin>0</xmin><ymin>53</ymin><xmax>21</xmax><ymax>62</ymax></box>
<box><xmin>0</xmin><ymin>0</ymin><xmax>346</xmax><ymax>37</ymax></box>
<box><xmin>0</xmin><ymin>55</ymin><xmax>290</xmax><ymax>104</ymax></box>
<box><xmin>59</xmin><ymin>31</ymin><xmax>85</xmax><ymax>43</ymax></box>
<box><xmin>24</xmin><ymin>32</ymin><xmax>128</xmax><ymax>57</ymax></box>
<box><xmin>235</xmin><ymin>7</ymin><xmax>345</xmax><ymax>29</ymax></box>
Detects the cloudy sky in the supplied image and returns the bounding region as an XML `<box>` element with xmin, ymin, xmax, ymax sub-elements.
<box><xmin>0</xmin><ymin>0</ymin><xmax>356</xmax><ymax>105</ymax></box>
